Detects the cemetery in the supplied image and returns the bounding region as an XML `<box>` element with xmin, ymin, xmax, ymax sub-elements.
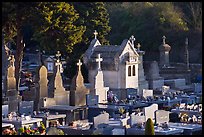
<box><xmin>2</xmin><ymin>30</ymin><xmax>202</xmax><ymax>135</ymax></box>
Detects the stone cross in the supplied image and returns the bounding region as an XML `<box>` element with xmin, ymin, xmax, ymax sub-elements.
<box><xmin>55</xmin><ymin>51</ymin><xmax>61</xmax><ymax>71</ymax></box>
<box><xmin>77</xmin><ymin>59</ymin><xmax>82</xmax><ymax>71</ymax></box>
<box><xmin>162</xmin><ymin>36</ymin><xmax>166</xmax><ymax>44</ymax></box>
<box><xmin>96</xmin><ymin>54</ymin><xmax>103</xmax><ymax>70</ymax></box>
<box><xmin>10</xmin><ymin>55</ymin><xmax>15</xmax><ymax>67</ymax></box>
<box><xmin>129</xmin><ymin>35</ymin><xmax>135</xmax><ymax>46</ymax></box>
<box><xmin>185</xmin><ymin>37</ymin><xmax>188</xmax><ymax>45</ymax></box>
<box><xmin>94</xmin><ymin>30</ymin><xmax>98</xmax><ymax>39</ymax></box>
<box><xmin>185</xmin><ymin>37</ymin><xmax>189</xmax><ymax>70</ymax></box>
<box><xmin>137</xmin><ymin>43</ymin><xmax>141</xmax><ymax>51</ymax></box>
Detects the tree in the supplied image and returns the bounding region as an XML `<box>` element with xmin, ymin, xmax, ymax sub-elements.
<box><xmin>71</xmin><ymin>2</ymin><xmax>111</xmax><ymax>45</ymax></box>
<box><xmin>2</xmin><ymin>2</ymin><xmax>37</xmax><ymax>90</ymax></box>
<box><xmin>31</xmin><ymin>2</ymin><xmax>86</xmax><ymax>55</ymax></box>
<box><xmin>145</xmin><ymin>118</ymin><xmax>155</xmax><ymax>135</ymax></box>
<box><xmin>64</xmin><ymin>2</ymin><xmax>111</xmax><ymax>80</ymax></box>
<box><xmin>174</xmin><ymin>2</ymin><xmax>202</xmax><ymax>31</ymax></box>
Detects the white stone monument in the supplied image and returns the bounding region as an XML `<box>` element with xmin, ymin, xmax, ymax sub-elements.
<box><xmin>92</xmin><ymin>54</ymin><xmax>109</xmax><ymax>103</ymax></box>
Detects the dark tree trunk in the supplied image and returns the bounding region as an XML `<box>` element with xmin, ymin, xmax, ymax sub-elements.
<box><xmin>15</xmin><ymin>6</ymin><xmax>24</xmax><ymax>91</ymax></box>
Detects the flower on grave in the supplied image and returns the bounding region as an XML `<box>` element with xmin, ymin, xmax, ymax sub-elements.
<box><xmin>2</xmin><ymin>128</ymin><xmax>17</xmax><ymax>135</ymax></box>
<box><xmin>118</xmin><ymin>107</ymin><xmax>125</xmax><ymax>115</ymax></box>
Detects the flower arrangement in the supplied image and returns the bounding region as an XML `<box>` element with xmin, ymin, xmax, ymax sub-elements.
<box><xmin>2</xmin><ymin>128</ymin><xmax>17</xmax><ymax>135</ymax></box>
<box><xmin>17</xmin><ymin>122</ymin><xmax>46</xmax><ymax>135</ymax></box>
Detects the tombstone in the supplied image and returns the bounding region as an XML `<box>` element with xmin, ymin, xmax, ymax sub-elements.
<box><xmin>34</xmin><ymin>65</ymin><xmax>49</xmax><ymax>109</ymax></box>
<box><xmin>53</xmin><ymin>51</ymin><xmax>70</xmax><ymax>105</ymax></box>
<box><xmin>93</xmin><ymin>111</ymin><xmax>109</xmax><ymax>128</ymax></box>
<box><xmin>130</xmin><ymin>114</ymin><xmax>146</xmax><ymax>126</ymax></box>
<box><xmin>70</xmin><ymin>60</ymin><xmax>90</xmax><ymax>106</ymax></box>
<box><xmin>39</xmin><ymin>97</ymin><xmax>56</xmax><ymax>107</ymax></box>
<box><xmin>86</xmin><ymin>94</ymin><xmax>99</xmax><ymax>106</ymax></box>
<box><xmin>4</xmin><ymin>56</ymin><xmax>22</xmax><ymax>113</ymax></box>
<box><xmin>6</xmin><ymin>55</ymin><xmax>16</xmax><ymax>91</ymax></box>
<box><xmin>136</xmin><ymin>43</ymin><xmax>149</xmax><ymax>96</ymax></box>
<box><xmin>146</xmin><ymin>61</ymin><xmax>164</xmax><ymax>90</ymax></box>
<box><xmin>2</xmin><ymin>105</ymin><xmax>9</xmax><ymax>117</ymax></box>
<box><xmin>155</xmin><ymin>110</ymin><xmax>169</xmax><ymax>125</ymax></box>
<box><xmin>142</xmin><ymin>89</ymin><xmax>153</xmax><ymax>99</ymax></box>
<box><xmin>143</xmin><ymin>103</ymin><xmax>158</xmax><ymax>121</ymax></box>
<box><xmin>159</xmin><ymin>36</ymin><xmax>171</xmax><ymax>68</ymax></box>
<box><xmin>18</xmin><ymin>101</ymin><xmax>34</xmax><ymax>116</ymax></box>
<box><xmin>92</xmin><ymin>54</ymin><xmax>109</xmax><ymax>103</ymax></box>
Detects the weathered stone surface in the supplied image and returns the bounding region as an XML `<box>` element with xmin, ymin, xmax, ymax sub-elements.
<box><xmin>70</xmin><ymin>60</ymin><xmax>90</xmax><ymax>106</ymax></box>
<box><xmin>155</xmin><ymin>110</ymin><xmax>169</xmax><ymax>124</ymax></box>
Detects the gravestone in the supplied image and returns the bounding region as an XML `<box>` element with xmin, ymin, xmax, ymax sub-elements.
<box><xmin>4</xmin><ymin>55</ymin><xmax>21</xmax><ymax>113</ymax></box>
<box><xmin>92</xmin><ymin>54</ymin><xmax>109</xmax><ymax>103</ymax></box>
<box><xmin>146</xmin><ymin>61</ymin><xmax>164</xmax><ymax>89</ymax></box>
<box><xmin>53</xmin><ymin>51</ymin><xmax>70</xmax><ymax>105</ymax></box>
<box><xmin>34</xmin><ymin>65</ymin><xmax>49</xmax><ymax>109</ymax></box>
<box><xmin>155</xmin><ymin>110</ymin><xmax>169</xmax><ymax>124</ymax></box>
<box><xmin>143</xmin><ymin>103</ymin><xmax>158</xmax><ymax>121</ymax></box>
<box><xmin>130</xmin><ymin>113</ymin><xmax>146</xmax><ymax>126</ymax></box>
<box><xmin>6</xmin><ymin>55</ymin><xmax>16</xmax><ymax>91</ymax></box>
<box><xmin>2</xmin><ymin>105</ymin><xmax>9</xmax><ymax>117</ymax></box>
<box><xmin>18</xmin><ymin>101</ymin><xmax>34</xmax><ymax>116</ymax></box>
<box><xmin>70</xmin><ymin>60</ymin><xmax>90</xmax><ymax>106</ymax></box>
<box><xmin>136</xmin><ymin>43</ymin><xmax>149</xmax><ymax>96</ymax></box>
<box><xmin>159</xmin><ymin>36</ymin><xmax>171</xmax><ymax>68</ymax></box>
<box><xmin>40</xmin><ymin>97</ymin><xmax>56</xmax><ymax>107</ymax></box>
<box><xmin>142</xmin><ymin>89</ymin><xmax>153</xmax><ymax>99</ymax></box>
<box><xmin>86</xmin><ymin>94</ymin><xmax>99</xmax><ymax>106</ymax></box>
<box><xmin>93</xmin><ymin>111</ymin><xmax>109</xmax><ymax>128</ymax></box>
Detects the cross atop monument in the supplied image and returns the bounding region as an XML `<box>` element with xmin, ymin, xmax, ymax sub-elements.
<box><xmin>94</xmin><ymin>30</ymin><xmax>98</xmax><ymax>39</ymax></box>
<box><xmin>185</xmin><ymin>37</ymin><xmax>188</xmax><ymax>45</ymax></box>
<box><xmin>10</xmin><ymin>55</ymin><xmax>15</xmax><ymax>67</ymax></box>
<box><xmin>129</xmin><ymin>35</ymin><xmax>135</xmax><ymax>46</ymax></box>
<box><xmin>56</xmin><ymin>51</ymin><xmax>61</xmax><ymax>63</ymax></box>
<box><xmin>96</xmin><ymin>54</ymin><xmax>103</xmax><ymax>70</ymax></box>
<box><xmin>77</xmin><ymin>59</ymin><xmax>82</xmax><ymax>71</ymax></box>
<box><xmin>137</xmin><ymin>43</ymin><xmax>141</xmax><ymax>51</ymax></box>
<box><xmin>55</xmin><ymin>51</ymin><xmax>61</xmax><ymax>72</ymax></box>
<box><xmin>162</xmin><ymin>36</ymin><xmax>166</xmax><ymax>44</ymax></box>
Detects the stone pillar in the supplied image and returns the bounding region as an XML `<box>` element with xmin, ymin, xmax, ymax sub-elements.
<box><xmin>184</xmin><ymin>38</ymin><xmax>190</xmax><ymax>71</ymax></box>
<box><xmin>136</xmin><ymin>43</ymin><xmax>149</xmax><ymax>96</ymax></box>
<box><xmin>159</xmin><ymin>36</ymin><xmax>171</xmax><ymax>68</ymax></box>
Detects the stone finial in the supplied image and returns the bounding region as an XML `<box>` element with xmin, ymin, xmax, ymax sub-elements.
<box><xmin>137</xmin><ymin>43</ymin><xmax>141</xmax><ymax>51</ymax></box>
<box><xmin>185</xmin><ymin>37</ymin><xmax>188</xmax><ymax>45</ymax></box>
<box><xmin>77</xmin><ymin>59</ymin><xmax>82</xmax><ymax>71</ymax></box>
<box><xmin>94</xmin><ymin>30</ymin><xmax>98</xmax><ymax>39</ymax></box>
<box><xmin>162</xmin><ymin>36</ymin><xmax>166</xmax><ymax>44</ymax></box>
<box><xmin>129</xmin><ymin>35</ymin><xmax>135</xmax><ymax>46</ymax></box>
<box><xmin>96</xmin><ymin>54</ymin><xmax>103</xmax><ymax>70</ymax></box>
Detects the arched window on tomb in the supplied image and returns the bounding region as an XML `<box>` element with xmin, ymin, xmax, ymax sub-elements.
<box><xmin>133</xmin><ymin>65</ymin><xmax>136</xmax><ymax>76</ymax></box>
<box><xmin>128</xmin><ymin>66</ymin><xmax>131</xmax><ymax>76</ymax></box>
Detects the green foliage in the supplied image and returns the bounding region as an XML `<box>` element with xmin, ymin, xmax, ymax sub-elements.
<box><xmin>31</xmin><ymin>2</ymin><xmax>85</xmax><ymax>54</ymax></box>
<box><xmin>46</xmin><ymin>127</ymin><xmax>64</xmax><ymax>135</ymax></box>
<box><xmin>145</xmin><ymin>118</ymin><xmax>155</xmax><ymax>135</ymax></box>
